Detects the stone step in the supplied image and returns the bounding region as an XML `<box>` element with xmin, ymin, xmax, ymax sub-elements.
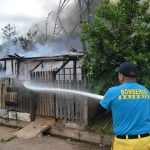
<box><xmin>15</xmin><ymin>118</ymin><xmax>54</xmax><ymax>139</ymax></box>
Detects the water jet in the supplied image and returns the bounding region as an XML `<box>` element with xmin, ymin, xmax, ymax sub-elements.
<box><xmin>23</xmin><ymin>81</ymin><xmax>103</xmax><ymax>100</ymax></box>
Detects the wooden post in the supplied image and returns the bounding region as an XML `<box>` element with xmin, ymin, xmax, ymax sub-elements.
<box><xmin>83</xmin><ymin>98</ymin><xmax>88</xmax><ymax>126</ymax></box>
<box><xmin>11</xmin><ymin>60</ymin><xmax>14</xmax><ymax>74</ymax></box>
<box><xmin>4</xmin><ymin>60</ymin><xmax>6</xmax><ymax>71</ymax></box>
<box><xmin>16</xmin><ymin>60</ymin><xmax>20</xmax><ymax>79</ymax></box>
<box><xmin>73</xmin><ymin>59</ymin><xmax>77</xmax><ymax>84</ymax></box>
<box><xmin>30</xmin><ymin>70</ymin><xmax>32</xmax><ymax>80</ymax></box>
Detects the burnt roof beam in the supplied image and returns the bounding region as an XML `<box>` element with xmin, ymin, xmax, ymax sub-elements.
<box><xmin>55</xmin><ymin>60</ymin><xmax>70</xmax><ymax>74</ymax></box>
<box><xmin>30</xmin><ymin>61</ymin><xmax>44</xmax><ymax>72</ymax></box>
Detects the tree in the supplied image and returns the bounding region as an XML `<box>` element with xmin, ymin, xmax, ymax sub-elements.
<box><xmin>82</xmin><ymin>0</ymin><xmax>150</xmax><ymax>93</ymax></box>
<box><xmin>18</xmin><ymin>30</ymin><xmax>37</xmax><ymax>50</ymax></box>
<box><xmin>1</xmin><ymin>24</ymin><xmax>17</xmax><ymax>42</ymax></box>
<box><xmin>1</xmin><ymin>24</ymin><xmax>38</xmax><ymax>57</ymax></box>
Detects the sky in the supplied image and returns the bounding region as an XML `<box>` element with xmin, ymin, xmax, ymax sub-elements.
<box><xmin>0</xmin><ymin>0</ymin><xmax>114</xmax><ymax>44</ymax></box>
<box><xmin>0</xmin><ymin>0</ymin><xmax>83</xmax><ymax>57</ymax></box>
<box><xmin>0</xmin><ymin>0</ymin><xmax>59</xmax><ymax>43</ymax></box>
<box><xmin>0</xmin><ymin>0</ymin><xmax>117</xmax><ymax>57</ymax></box>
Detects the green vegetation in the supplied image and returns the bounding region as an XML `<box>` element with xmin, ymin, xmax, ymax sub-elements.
<box><xmin>0</xmin><ymin>135</ymin><xmax>17</xmax><ymax>143</ymax></box>
<box><xmin>82</xmin><ymin>0</ymin><xmax>150</xmax><ymax>93</ymax></box>
<box><xmin>87</xmin><ymin>112</ymin><xmax>113</xmax><ymax>135</ymax></box>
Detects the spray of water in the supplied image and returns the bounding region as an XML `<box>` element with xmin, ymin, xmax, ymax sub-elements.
<box><xmin>23</xmin><ymin>81</ymin><xmax>103</xmax><ymax>100</ymax></box>
<box><xmin>0</xmin><ymin>70</ymin><xmax>16</xmax><ymax>78</ymax></box>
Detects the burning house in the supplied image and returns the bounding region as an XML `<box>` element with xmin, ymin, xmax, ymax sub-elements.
<box><xmin>0</xmin><ymin>0</ymin><xmax>101</xmax><ymax>127</ymax></box>
<box><xmin>0</xmin><ymin>51</ymin><xmax>83</xmax><ymax>81</ymax></box>
<box><xmin>0</xmin><ymin>51</ymin><xmax>99</xmax><ymax>127</ymax></box>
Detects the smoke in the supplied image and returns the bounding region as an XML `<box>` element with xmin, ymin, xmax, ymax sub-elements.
<box><xmin>0</xmin><ymin>71</ymin><xmax>16</xmax><ymax>78</ymax></box>
<box><xmin>0</xmin><ymin>0</ymin><xmax>101</xmax><ymax>58</ymax></box>
<box><xmin>0</xmin><ymin>1</ymin><xmax>84</xmax><ymax>58</ymax></box>
<box><xmin>34</xmin><ymin>0</ymin><xmax>102</xmax><ymax>38</ymax></box>
<box><xmin>23</xmin><ymin>37</ymin><xmax>82</xmax><ymax>57</ymax></box>
<box><xmin>0</xmin><ymin>35</ymin><xmax>82</xmax><ymax>58</ymax></box>
<box><xmin>34</xmin><ymin>0</ymin><xmax>81</xmax><ymax>39</ymax></box>
<box><xmin>0</xmin><ymin>41</ymin><xmax>24</xmax><ymax>58</ymax></box>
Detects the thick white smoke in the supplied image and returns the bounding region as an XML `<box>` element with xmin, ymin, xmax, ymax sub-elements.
<box><xmin>0</xmin><ymin>0</ymin><xmax>100</xmax><ymax>58</ymax></box>
<box><xmin>0</xmin><ymin>36</ymin><xmax>82</xmax><ymax>58</ymax></box>
<box><xmin>23</xmin><ymin>37</ymin><xmax>82</xmax><ymax>57</ymax></box>
<box><xmin>0</xmin><ymin>41</ymin><xmax>24</xmax><ymax>58</ymax></box>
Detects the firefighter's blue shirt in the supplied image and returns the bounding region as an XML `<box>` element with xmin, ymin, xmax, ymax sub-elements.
<box><xmin>100</xmin><ymin>82</ymin><xmax>150</xmax><ymax>135</ymax></box>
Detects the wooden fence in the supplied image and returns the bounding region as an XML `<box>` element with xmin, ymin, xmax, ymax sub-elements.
<box><xmin>0</xmin><ymin>78</ymin><xmax>17</xmax><ymax>109</ymax></box>
<box><xmin>0</xmin><ymin>72</ymin><xmax>100</xmax><ymax>125</ymax></box>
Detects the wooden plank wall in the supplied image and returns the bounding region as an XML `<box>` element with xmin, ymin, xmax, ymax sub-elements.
<box><xmin>30</xmin><ymin>71</ymin><xmax>54</xmax><ymax>81</ymax></box>
<box><xmin>0</xmin><ymin>70</ymin><xmax>99</xmax><ymax>125</ymax></box>
<box><xmin>55</xmin><ymin>80</ymin><xmax>86</xmax><ymax>123</ymax></box>
<box><xmin>30</xmin><ymin>70</ymin><xmax>90</xmax><ymax>123</ymax></box>
<box><xmin>30</xmin><ymin>71</ymin><xmax>56</xmax><ymax>118</ymax></box>
<box><xmin>17</xmin><ymin>87</ymin><xmax>33</xmax><ymax>113</ymax></box>
<box><xmin>36</xmin><ymin>92</ymin><xmax>55</xmax><ymax>117</ymax></box>
<box><xmin>0</xmin><ymin>78</ymin><xmax>34</xmax><ymax>118</ymax></box>
<box><xmin>0</xmin><ymin>78</ymin><xmax>17</xmax><ymax>109</ymax></box>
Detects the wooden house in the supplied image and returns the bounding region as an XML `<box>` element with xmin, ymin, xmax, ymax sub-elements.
<box><xmin>0</xmin><ymin>52</ymin><xmax>99</xmax><ymax>127</ymax></box>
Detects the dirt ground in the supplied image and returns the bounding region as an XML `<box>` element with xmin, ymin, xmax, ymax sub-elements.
<box><xmin>0</xmin><ymin>126</ymin><xmax>110</xmax><ymax>150</ymax></box>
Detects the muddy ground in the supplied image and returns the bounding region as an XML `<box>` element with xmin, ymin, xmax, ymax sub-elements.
<box><xmin>0</xmin><ymin>126</ymin><xmax>110</xmax><ymax>150</ymax></box>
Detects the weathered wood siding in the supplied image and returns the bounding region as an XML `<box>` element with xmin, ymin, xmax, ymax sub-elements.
<box><xmin>0</xmin><ymin>73</ymin><xmax>99</xmax><ymax>125</ymax></box>
<box><xmin>0</xmin><ymin>78</ymin><xmax>17</xmax><ymax>109</ymax></box>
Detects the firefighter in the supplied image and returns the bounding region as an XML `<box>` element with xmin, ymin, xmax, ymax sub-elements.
<box><xmin>100</xmin><ymin>62</ymin><xmax>150</xmax><ymax>150</ymax></box>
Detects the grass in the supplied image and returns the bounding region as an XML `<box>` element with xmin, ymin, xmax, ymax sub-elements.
<box><xmin>86</xmin><ymin>111</ymin><xmax>114</xmax><ymax>135</ymax></box>
<box><xmin>0</xmin><ymin>135</ymin><xmax>17</xmax><ymax>143</ymax></box>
